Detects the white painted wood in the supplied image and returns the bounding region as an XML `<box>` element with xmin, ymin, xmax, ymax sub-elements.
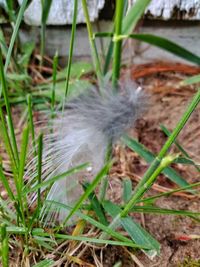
<box><xmin>17</xmin><ymin>0</ymin><xmax>105</xmax><ymax>26</ymax></box>
<box><xmin>2</xmin><ymin>1</ymin><xmax>200</xmax><ymax>25</ymax></box>
<box><xmin>131</xmin><ymin>0</ymin><xmax>200</xmax><ymax>20</ymax></box>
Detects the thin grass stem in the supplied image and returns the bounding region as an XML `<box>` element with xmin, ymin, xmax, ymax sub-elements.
<box><xmin>139</xmin><ymin>181</ymin><xmax>200</xmax><ymax>204</ymax></box>
<box><xmin>51</xmin><ymin>51</ymin><xmax>58</xmax><ymax>114</ymax></box>
<box><xmin>4</xmin><ymin>0</ymin><xmax>28</xmax><ymax>73</ymax></box>
<box><xmin>1</xmin><ymin>224</ymin><xmax>9</xmax><ymax>267</ymax></box>
<box><xmin>36</xmin><ymin>133</ymin><xmax>43</xmax><ymax>218</ymax></box>
<box><xmin>18</xmin><ymin>126</ymin><xmax>29</xmax><ymax>192</ymax></box>
<box><xmin>0</xmin><ymin>107</ymin><xmax>18</xmax><ymax>172</ymax></box>
<box><xmin>0</xmin><ymin>49</ymin><xmax>19</xmax><ymax>166</ymax></box>
<box><xmin>81</xmin><ymin>0</ymin><xmax>103</xmax><ymax>87</ymax></box>
<box><xmin>112</xmin><ymin>0</ymin><xmax>124</xmax><ymax>88</ymax></box>
<box><xmin>64</xmin><ymin>0</ymin><xmax>78</xmax><ymax>100</ymax></box>
<box><xmin>40</xmin><ymin>0</ymin><xmax>52</xmax><ymax>66</ymax></box>
<box><xmin>27</xmin><ymin>94</ymin><xmax>36</xmax><ymax>156</ymax></box>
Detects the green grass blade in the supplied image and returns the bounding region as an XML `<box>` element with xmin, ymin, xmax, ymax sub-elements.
<box><xmin>0</xmin><ymin>226</ymin><xmax>26</xmax><ymax>235</ymax></box>
<box><xmin>34</xmin><ymin>236</ymin><xmax>55</xmax><ymax>250</ymax></box>
<box><xmin>161</xmin><ymin>124</ymin><xmax>190</xmax><ymax>157</ymax></box>
<box><xmin>5</xmin><ymin>0</ymin><xmax>16</xmax><ymax>22</ymax></box>
<box><xmin>1</xmin><ymin>224</ymin><xmax>9</xmax><ymax>267</ymax></box>
<box><xmin>103</xmin><ymin>201</ymin><xmax>160</xmax><ymax>257</ymax></box>
<box><xmin>130</xmin><ymin>206</ymin><xmax>200</xmax><ymax>217</ymax></box>
<box><xmin>122</xmin><ymin>0</ymin><xmax>151</xmax><ymax>34</ymax></box>
<box><xmin>0</xmin><ymin>108</ymin><xmax>18</xmax><ymax>172</ymax></box>
<box><xmin>0</xmin><ymin>50</ymin><xmax>19</xmax><ymax>166</ymax></box>
<box><xmin>0</xmin><ymin>165</ymin><xmax>15</xmax><ymax>201</ymax></box>
<box><xmin>112</xmin><ymin>0</ymin><xmax>124</xmax><ymax>87</ymax></box>
<box><xmin>18</xmin><ymin>41</ymin><xmax>35</xmax><ymax>70</ymax></box>
<box><xmin>126</xmin><ymin>33</ymin><xmax>200</xmax><ymax>65</ymax></box>
<box><xmin>82</xmin><ymin>182</ymin><xmax>108</xmax><ymax>226</ymax></box>
<box><xmin>81</xmin><ymin>0</ymin><xmax>103</xmax><ymax>86</ymax></box>
<box><xmin>182</xmin><ymin>75</ymin><xmax>200</xmax><ymax>86</ymax></box>
<box><xmin>0</xmin><ymin>29</ymin><xmax>9</xmax><ymax>58</ymax></box>
<box><xmin>119</xmin><ymin>89</ymin><xmax>200</xmax><ymax>220</ymax></box>
<box><xmin>4</xmin><ymin>0</ymin><xmax>29</xmax><ymax>73</ymax></box>
<box><xmin>27</xmin><ymin>94</ymin><xmax>36</xmax><ymax>156</ymax></box>
<box><xmin>41</xmin><ymin>0</ymin><xmax>52</xmax><ymax>23</ymax></box>
<box><xmin>64</xmin><ymin>0</ymin><xmax>78</xmax><ymax>99</ymax></box>
<box><xmin>100</xmin><ymin>155</ymin><xmax>178</xmax><ymax>243</ymax></box>
<box><xmin>51</xmin><ymin>51</ymin><xmax>58</xmax><ymax>113</ymax></box>
<box><xmin>103</xmin><ymin>0</ymin><xmax>128</xmax><ymax>75</ymax></box>
<box><xmin>14</xmin><ymin>129</ymin><xmax>29</xmax><ymax>228</ymax></box>
<box><xmin>34</xmin><ymin>230</ymin><xmax>148</xmax><ymax>249</ymax></box>
<box><xmin>32</xmin><ymin>259</ymin><xmax>55</xmax><ymax>267</ymax></box>
<box><xmin>40</xmin><ymin>0</ymin><xmax>52</xmax><ymax>65</ymax></box>
<box><xmin>160</xmin><ymin>124</ymin><xmax>200</xmax><ymax>172</ymax></box>
<box><xmin>122</xmin><ymin>135</ymin><xmax>189</xmax><ymax>188</ymax></box>
<box><xmin>157</xmin><ymin>89</ymin><xmax>200</xmax><ymax>158</ymax></box>
<box><xmin>121</xmin><ymin>217</ymin><xmax>159</xmax><ymax>258</ymax></box>
<box><xmin>103</xmin><ymin>40</ymin><xmax>114</xmax><ymax>75</ymax></box>
<box><xmin>123</xmin><ymin>178</ymin><xmax>132</xmax><ymax>203</ymax></box>
<box><xmin>4</xmin><ymin>220</ymin><xmax>141</xmax><ymax>248</ymax></box>
<box><xmin>36</xmin><ymin>133</ymin><xmax>43</xmax><ymax>216</ymax></box>
<box><xmin>139</xmin><ymin>181</ymin><xmax>200</xmax><ymax>204</ymax></box>
<box><xmin>45</xmin><ymin>200</ymin><xmax>147</xmax><ymax>247</ymax></box>
<box><xmin>95</xmin><ymin>32</ymin><xmax>200</xmax><ymax>66</ymax></box>
<box><xmin>99</xmin><ymin>142</ymin><xmax>112</xmax><ymax>202</ymax></box>
<box><xmin>18</xmin><ymin>126</ymin><xmax>29</xmax><ymax>191</ymax></box>
<box><xmin>63</xmin><ymin>161</ymin><xmax>112</xmax><ymax>225</ymax></box>
<box><xmin>121</xmin><ymin>154</ymin><xmax>179</xmax><ymax>217</ymax></box>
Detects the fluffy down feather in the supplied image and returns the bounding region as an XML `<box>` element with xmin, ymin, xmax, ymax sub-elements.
<box><xmin>25</xmin><ymin>83</ymin><xmax>145</xmax><ymax>225</ymax></box>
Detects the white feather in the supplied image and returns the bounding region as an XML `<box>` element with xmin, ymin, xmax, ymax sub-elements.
<box><xmin>25</xmin><ymin>83</ymin><xmax>145</xmax><ymax>225</ymax></box>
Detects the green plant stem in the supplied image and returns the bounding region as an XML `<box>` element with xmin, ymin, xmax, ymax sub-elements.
<box><xmin>37</xmin><ymin>134</ymin><xmax>43</xmax><ymax>217</ymax></box>
<box><xmin>100</xmin><ymin>89</ymin><xmax>200</xmax><ymax>238</ymax></box>
<box><xmin>0</xmin><ymin>165</ymin><xmax>15</xmax><ymax>201</ymax></box>
<box><xmin>18</xmin><ymin>126</ymin><xmax>29</xmax><ymax>191</ymax></box>
<box><xmin>40</xmin><ymin>0</ymin><xmax>52</xmax><ymax>66</ymax></box>
<box><xmin>122</xmin><ymin>89</ymin><xmax>200</xmax><ymax>214</ymax></box>
<box><xmin>101</xmin><ymin>154</ymin><xmax>178</xmax><ymax>240</ymax></box>
<box><xmin>0</xmin><ymin>108</ymin><xmax>18</xmax><ymax>172</ymax></box>
<box><xmin>0</xmin><ymin>49</ymin><xmax>19</xmax><ymax>166</ymax></box>
<box><xmin>16</xmin><ymin>127</ymin><xmax>29</xmax><ymax>236</ymax></box>
<box><xmin>27</xmin><ymin>94</ymin><xmax>36</xmax><ymax>156</ymax></box>
<box><xmin>1</xmin><ymin>224</ymin><xmax>9</xmax><ymax>267</ymax></box>
<box><xmin>81</xmin><ymin>0</ymin><xmax>103</xmax><ymax>87</ymax></box>
<box><xmin>4</xmin><ymin>0</ymin><xmax>29</xmax><ymax>73</ymax></box>
<box><xmin>160</xmin><ymin>124</ymin><xmax>200</xmax><ymax>172</ymax></box>
<box><xmin>40</xmin><ymin>24</ymin><xmax>45</xmax><ymax>67</ymax></box>
<box><xmin>51</xmin><ymin>51</ymin><xmax>58</xmax><ymax>113</ymax></box>
<box><xmin>6</xmin><ymin>0</ymin><xmax>16</xmax><ymax>23</ymax></box>
<box><xmin>139</xmin><ymin>181</ymin><xmax>200</xmax><ymax>204</ymax></box>
<box><xmin>121</xmin><ymin>155</ymin><xmax>179</xmax><ymax>217</ymax></box>
<box><xmin>62</xmin><ymin>161</ymin><xmax>112</xmax><ymax>226</ymax></box>
<box><xmin>99</xmin><ymin>141</ymin><xmax>112</xmax><ymax>202</ymax></box>
<box><xmin>112</xmin><ymin>0</ymin><xmax>124</xmax><ymax>88</ymax></box>
<box><xmin>157</xmin><ymin>90</ymin><xmax>200</xmax><ymax>159</ymax></box>
<box><xmin>64</xmin><ymin>0</ymin><xmax>78</xmax><ymax>99</ymax></box>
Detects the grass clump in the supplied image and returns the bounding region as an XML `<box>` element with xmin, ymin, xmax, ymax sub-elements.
<box><xmin>0</xmin><ymin>0</ymin><xmax>200</xmax><ymax>265</ymax></box>
<box><xmin>178</xmin><ymin>257</ymin><xmax>200</xmax><ymax>267</ymax></box>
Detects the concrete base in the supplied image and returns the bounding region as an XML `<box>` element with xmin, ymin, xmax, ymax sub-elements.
<box><xmin>18</xmin><ymin>20</ymin><xmax>200</xmax><ymax>65</ymax></box>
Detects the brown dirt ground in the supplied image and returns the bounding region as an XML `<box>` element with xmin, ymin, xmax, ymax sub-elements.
<box><xmin>1</xmin><ymin>61</ymin><xmax>200</xmax><ymax>267</ymax></box>
<box><xmin>106</xmin><ymin>63</ymin><xmax>200</xmax><ymax>267</ymax></box>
